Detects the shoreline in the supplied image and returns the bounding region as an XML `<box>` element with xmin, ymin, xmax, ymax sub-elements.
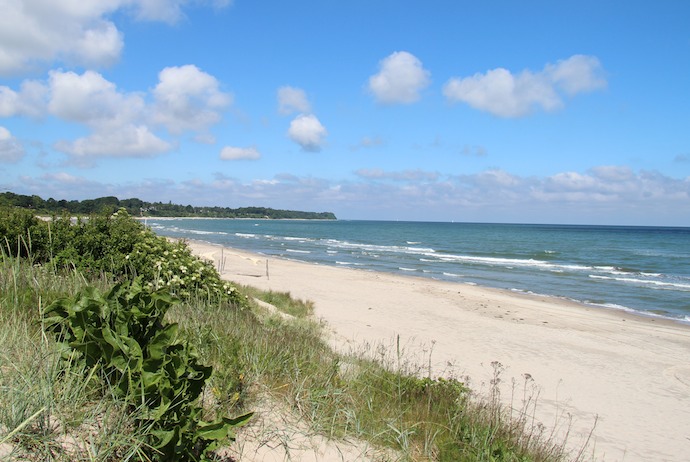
<box><xmin>185</xmin><ymin>238</ymin><xmax>690</xmax><ymax>461</ymax></box>
<box><xmin>151</xmin><ymin>219</ymin><xmax>689</xmax><ymax>325</ymax></box>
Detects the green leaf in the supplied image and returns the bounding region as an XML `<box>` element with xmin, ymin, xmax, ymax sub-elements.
<box><xmin>224</xmin><ymin>412</ymin><xmax>253</xmax><ymax>428</ymax></box>
<box><xmin>148</xmin><ymin>323</ymin><xmax>178</xmax><ymax>360</ymax></box>
<box><xmin>194</xmin><ymin>419</ymin><xmax>231</xmax><ymax>441</ymax></box>
<box><xmin>150</xmin><ymin>427</ymin><xmax>178</xmax><ymax>451</ymax></box>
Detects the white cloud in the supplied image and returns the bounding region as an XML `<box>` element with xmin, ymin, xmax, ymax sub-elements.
<box><xmin>546</xmin><ymin>55</ymin><xmax>607</xmax><ymax>96</ymax></box>
<box><xmin>368</xmin><ymin>51</ymin><xmax>431</xmax><ymax>104</ymax></box>
<box><xmin>277</xmin><ymin>86</ymin><xmax>311</xmax><ymax>115</ymax></box>
<box><xmin>0</xmin><ymin>126</ymin><xmax>25</xmax><ymax>162</ymax></box>
<box><xmin>443</xmin><ymin>68</ymin><xmax>561</xmax><ymax>117</ymax></box>
<box><xmin>7</xmin><ymin>165</ymin><xmax>690</xmax><ymax>225</ymax></box>
<box><xmin>71</xmin><ymin>20</ymin><xmax>123</xmax><ymax>66</ymax></box>
<box><xmin>0</xmin><ymin>1</ymin><xmax>124</xmax><ymax>75</ymax></box>
<box><xmin>588</xmin><ymin>165</ymin><xmax>634</xmax><ymax>182</ymax></box>
<box><xmin>42</xmin><ymin>172</ymin><xmax>87</xmax><ymax>185</ymax></box>
<box><xmin>0</xmin><ymin>0</ymin><xmax>234</xmax><ymax>75</ymax></box>
<box><xmin>443</xmin><ymin>55</ymin><xmax>606</xmax><ymax>117</ymax></box>
<box><xmin>220</xmin><ymin>146</ymin><xmax>261</xmax><ymax>160</ymax></box>
<box><xmin>47</xmin><ymin>70</ymin><xmax>144</xmax><ymax>127</ymax></box>
<box><xmin>475</xmin><ymin>169</ymin><xmax>522</xmax><ymax>188</ymax></box>
<box><xmin>278</xmin><ymin>86</ymin><xmax>329</xmax><ymax>153</ymax></box>
<box><xmin>44</xmin><ymin>70</ymin><xmax>172</xmax><ymax>160</ymax></box>
<box><xmin>355</xmin><ymin>168</ymin><xmax>439</xmax><ymax>182</ymax></box>
<box><xmin>133</xmin><ymin>0</ymin><xmax>233</xmax><ymax>23</ymax></box>
<box><xmin>1</xmin><ymin>66</ymin><xmax>233</xmax><ymax>161</ymax></box>
<box><xmin>288</xmin><ymin>114</ymin><xmax>327</xmax><ymax>152</ymax></box>
<box><xmin>153</xmin><ymin>64</ymin><xmax>233</xmax><ymax>134</ymax></box>
<box><xmin>131</xmin><ymin>0</ymin><xmax>187</xmax><ymax>23</ymax></box>
<box><xmin>344</xmin><ymin>165</ymin><xmax>690</xmax><ymax>222</ymax></box>
<box><xmin>0</xmin><ymin>80</ymin><xmax>49</xmax><ymax>118</ymax></box>
<box><xmin>545</xmin><ymin>171</ymin><xmax>598</xmax><ymax>191</ymax></box>
<box><xmin>2</xmin><ymin>70</ymin><xmax>141</xmax><ymax>124</ymax></box>
<box><xmin>54</xmin><ymin>125</ymin><xmax>172</xmax><ymax>159</ymax></box>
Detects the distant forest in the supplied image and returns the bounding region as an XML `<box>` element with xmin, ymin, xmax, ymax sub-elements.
<box><xmin>0</xmin><ymin>192</ymin><xmax>337</xmax><ymax>220</ymax></box>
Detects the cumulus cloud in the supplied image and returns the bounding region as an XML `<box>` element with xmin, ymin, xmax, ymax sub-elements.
<box><xmin>47</xmin><ymin>70</ymin><xmax>145</xmax><ymax>127</ymax></box>
<box><xmin>0</xmin><ymin>126</ymin><xmax>25</xmax><ymax>162</ymax></box>
<box><xmin>443</xmin><ymin>55</ymin><xmax>606</xmax><ymax>117</ymax></box>
<box><xmin>0</xmin><ymin>0</ymin><xmax>234</xmax><ymax>75</ymax></box>
<box><xmin>368</xmin><ymin>51</ymin><xmax>431</xmax><ymax>104</ymax></box>
<box><xmin>277</xmin><ymin>86</ymin><xmax>311</xmax><ymax>115</ymax></box>
<box><xmin>153</xmin><ymin>65</ymin><xmax>232</xmax><ymax>134</ymax></box>
<box><xmin>0</xmin><ymin>80</ymin><xmax>49</xmax><ymax>118</ymax></box>
<box><xmin>288</xmin><ymin>114</ymin><xmax>327</xmax><ymax>152</ymax></box>
<box><xmin>1</xmin><ymin>66</ymin><xmax>233</xmax><ymax>161</ymax></box>
<box><xmin>545</xmin><ymin>55</ymin><xmax>607</xmax><ymax>95</ymax></box>
<box><xmin>41</xmin><ymin>70</ymin><xmax>170</xmax><ymax>160</ymax></box>
<box><xmin>277</xmin><ymin>86</ymin><xmax>328</xmax><ymax>152</ymax></box>
<box><xmin>220</xmin><ymin>146</ymin><xmax>261</xmax><ymax>160</ymax></box>
<box><xmin>54</xmin><ymin>125</ymin><xmax>172</xmax><ymax>160</ymax></box>
<box><xmin>0</xmin><ymin>2</ymin><xmax>123</xmax><ymax>75</ymax></box>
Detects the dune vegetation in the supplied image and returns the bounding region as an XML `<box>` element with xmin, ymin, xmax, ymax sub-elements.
<box><xmin>0</xmin><ymin>207</ymin><xmax>584</xmax><ymax>461</ymax></box>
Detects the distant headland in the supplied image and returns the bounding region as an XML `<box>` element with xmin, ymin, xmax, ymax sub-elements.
<box><xmin>0</xmin><ymin>191</ymin><xmax>337</xmax><ymax>220</ymax></box>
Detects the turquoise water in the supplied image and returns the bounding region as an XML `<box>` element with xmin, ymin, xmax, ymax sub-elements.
<box><xmin>146</xmin><ymin>219</ymin><xmax>690</xmax><ymax>322</ymax></box>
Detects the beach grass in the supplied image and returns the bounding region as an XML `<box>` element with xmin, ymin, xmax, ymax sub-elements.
<box><xmin>0</xmin><ymin>209</ymin><xmax>588</xmax><ymax>461</ymax></box>
<box><xmin>0</xmin><ymin>256</ymin><xmax>149</xmax><ymax>461</ymax></box>
<box><xmin>169</xmin><ymin>289</ymin><xmax>583</xmax><ymax>461</ymax></box>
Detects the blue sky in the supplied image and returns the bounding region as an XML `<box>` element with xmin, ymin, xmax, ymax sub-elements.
<box><xmin>1</xmin><ymin>1</ymin><xmax>689</xmax><ymax>225</ymax></box>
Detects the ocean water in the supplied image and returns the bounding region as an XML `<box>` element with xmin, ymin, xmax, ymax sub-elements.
<box><xmin>145</xmin><ymin>219</ymin><xmax>690</xmax><ymax>323</ymax></box>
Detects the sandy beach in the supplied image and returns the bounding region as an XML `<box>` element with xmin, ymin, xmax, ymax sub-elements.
<box><xmin>187</xmin><ymin>239</ymin><xmax>690</xmax><ymax>461</ymax></box>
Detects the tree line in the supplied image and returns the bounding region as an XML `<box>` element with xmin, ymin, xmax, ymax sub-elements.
<box><xmin>0</xmin><ymin>191</ymin><xmax>337</xmax><ymax>220</ymax></box>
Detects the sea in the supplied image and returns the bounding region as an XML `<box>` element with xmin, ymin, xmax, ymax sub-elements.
<box><xmin>145</xmin><ymin>219</ymin><xmax>690</xmax><ymax>324</ymax></box>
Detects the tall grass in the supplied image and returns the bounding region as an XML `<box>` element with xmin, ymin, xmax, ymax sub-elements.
<box><xmin>0</xmin><ymin>254</ymin><xmax>148</xmax><ymax>461</ymax></box>
<box><xmin>170</xmin><ymin>290</ymin><xmax>587</xmax><ymax>461</ymax></box>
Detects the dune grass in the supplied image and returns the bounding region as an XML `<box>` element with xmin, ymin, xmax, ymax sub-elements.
<box><xmin>170</xmin><ymin>290</ymin><xmax>585</xmax><ymax>461</ymax></box>
<box><xmin>0</xmin><ymin>210</ymin><xmax>591</xmax><ymax>461</ymax></box>
<box><xmin>0</xmin><ymin>256</ymin><xmax>149</xmax><ymax>461</ymax></box>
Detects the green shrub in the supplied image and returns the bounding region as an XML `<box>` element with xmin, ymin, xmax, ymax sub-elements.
<box><xmin>43</xmin><ymin>279</ymin><xmax>252</xmax><ymax>461</ymax></box>
<box><xmin>0</xmin><ymin>207</ymin><xmax>245</xmax><ymax>306</ymax></box>
<box><xmin>0</xmin><ymin>206</ymin><xmax>49</xmax><ymax>260</ymax></box>
<box><xmin>49</xmin><ymin>209</ymin><xmax>148</xmax><ymax>277</ymax></box>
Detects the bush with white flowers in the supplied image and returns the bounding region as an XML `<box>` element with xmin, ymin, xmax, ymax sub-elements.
<box><xmin>126</xmin><ymin>228</ymin><xmax>244</xmax><ymax>305</ymax></box>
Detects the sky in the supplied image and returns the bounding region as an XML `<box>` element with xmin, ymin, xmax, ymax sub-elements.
<box><xmin>1</xmin><ymin>0</ymin><xmax>689</xmax><ymax>226</ymax></box>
